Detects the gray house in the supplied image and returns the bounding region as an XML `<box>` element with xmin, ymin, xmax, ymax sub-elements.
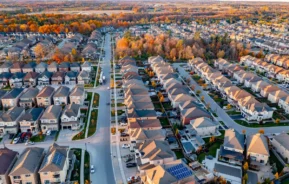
<box><xmin>22</xmin><ymin>62</ymin><xmax>36</xmax><ymax>73</ymax></box>
<box><xmin>70</xmin><ymin>62</ymin><xmax>81</xmax><ymax>72</ymax></box>
<box><xmin>53</xmin><ymin>86</ymin><xmax>70</xmax><ymax>105</ymax></box>
<box><xmin>19</xmin><ymin>87</ymin><xmax>39</xmax><ymax>108</ymax></box>
<box><xmin>0</xmin><ymin>62</ymin><xmax>13</xmax><ymax>73</ymax></box>
<box><xmin>47</xmin><ymin>62</ymin><xmax>58</xmax><ymax>72</ymax></box>
<box><xmin>77</xmin><ymin>70</ymin><xmax>90</xmax><ymax>84</ymax></box>
<box><xmin>19</xmin><ymin>108</ymin><xmax>44</xmax><ymax>133</ymax></box>
<box><xmin>40</xmin><ymin>105</ymin><xmax>62</xmax><ymax>133</ymax></box>
<box><xmin>23</xmin><ymin>72</ymin><xmax>39</xmax><ymax>87</ymax></box>
<box><xmin>0</xmin><ymin>148</ymin><xmax>18</xmax><ymax>184</ymax></box>
<box><xmin>36</xmin><ymin>86</ymin><xmax>55</xmax><ymax>107</ymax></box>
<box><xmin>38</xmin><ymin>71</ymin><xmax>52</xmax><ymax>86</ymax></box>
<box><xmin>35</xmin><ymin>62</ymin><xmax>48</xmax><ymax>73</ymax></box>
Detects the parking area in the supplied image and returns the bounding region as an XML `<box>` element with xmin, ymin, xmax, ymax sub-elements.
<box><xmin>44</xmin><ymin>130</ymin><xmax>57</xmax><ymax>142</ymax></box>
<box><xmin>58</xmin><ymin>130</ymin><xmax>79</xmax><ymax>142</ymax></box>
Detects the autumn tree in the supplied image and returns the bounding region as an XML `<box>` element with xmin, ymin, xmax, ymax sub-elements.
<box><xmin>243</xmin><ymin>162</ymin><xmax>249</xmax><ymax>171</ymax></box>
<box><xmin>217</xmin><ymin>50</ymin><xmax>225</xmax><ymax>58</ymax></box>
<box><xmin>259</xmin><ymin>129</ymin><xmax>265</xmax><ymax>134</ymax></box>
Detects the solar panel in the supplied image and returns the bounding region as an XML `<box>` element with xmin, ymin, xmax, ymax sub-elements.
<box><xmin>167</xmin><ymin>163</ymin><xmax>193</xmax><ymax>180</ymax></box>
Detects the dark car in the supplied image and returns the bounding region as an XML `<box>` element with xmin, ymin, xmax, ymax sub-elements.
<box><xmin>121</xmin><ymin>133</ymin><xmax>129</xmax><ymax>137</ymax></box>
<box><xmin>126</xmin><ymin>163</ymin><xmax>137</xmax><ymax>168</ymax></box>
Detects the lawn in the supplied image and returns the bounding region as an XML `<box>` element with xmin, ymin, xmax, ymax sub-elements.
<box><xmin>219</xmin><ymin>121</ymin><xmax>224</xmax><ymax>125</ymax></box>
<box><xmin>235</xmin><ymin>120</ymin><xmax>289</xmax><ymax>127</ymax></box>
<box><xmin>174</xmin><ymin>150</ymin><xmax>185</xmax><ymax>159</ymax></box>
<box><xmin>111</xmin><ymin>110</ymin><xmax>124</xmax><ymax>116</ymax></box>
<box><xmin>198</xmin><ymin>141</ymin><xmax>223</xmax><ymax>162</ymax></box>
<box><xmin>212</xmin><ymin>112</ymin><xmax>218</xmax><ymax>117</ymax></box>
<box><xmin>0</xmin><ymin>138</ymin><xmax>2</xmax><ymax>143</ymax></box>
<box><xmin>150</xmin><ymin>96</ymin><xmax>159</xmax><ymax>102</ymax></box>
<box><xmin>192</xmin><ymin>74</ymin><xmax>201</xmax><ymax>80</ymax></box>
<box><xmin>71</xmin><ymin>148</ymin><xmax>82</xmax><ymax>183</ymax></box>
<box><xmin>88</xmin><ymin>109</ymin><xmax>98</xmax><ymax>137</ymax></box>
<box><xmin>203</xmin><ymin>130</ymin><xmax>225</xmax><ymax>143</ymax></box>
<box><xmin>30</xmin><ymin>134</ymin><xmax>46</xmax><ymax>142</ymax></box>
<box><xmin>269</xmin><ymin>150</ymin><xmax>284</xmax><ymax>173</ymax></box>
<box><xmin>227</xmin><ymin>111</ymin><xmax>241</xmax><ymax>115</ymax></box>
<box><xmin>162</xmin><ymin>102</ymin><xmax>172</xmax><ymax>109</ymax></box>
<box><xmin>111</xmin><ymin>103</ymin><xmax>125</xmax><ymax>107</ymax></box>
<box><xmin>86</xmin><ymin>92</ymin><xmax>93</xmax><ymax>102</ymax></box>
<box><xmin>159</xmin><ymin>118</ymin><xmax>170</xmax><ymax>126</ymax></box>
<box><xmin>84</xmin><ymin>151</ymin><xmax>90</xmax><ymax>183</ymax></box>
<box><xmin>92</xmin><ymin>93</ymin><xmax>100</xmax><ymax>108</ymax></box>
<box><xmin>153</xmin><ymin>102</ymin><xmax>162</xmax><ymax>109</ymax></box>
<box><xmin>273</xmin><ymin>111</ymin><xmax>286</xmax><ymax>120</ymax></box>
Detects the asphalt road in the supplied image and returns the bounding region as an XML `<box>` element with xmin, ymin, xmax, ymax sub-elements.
<box><xmin>173</xmin><ymin>63</ymin><xmax>289</xmax><ymax>135</ymax></box>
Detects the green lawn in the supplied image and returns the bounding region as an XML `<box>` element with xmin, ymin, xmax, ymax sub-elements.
<box><xmin>162</xmin><ymin>102</ymin><xmax>172</xmax><ymax>109</ymax></box>
<box><xmin>219</xmin><ymin>121</ymin><xmax>224</xmax><ymax>125</ymax></box>
<box><xmin>84</xmin><ymin>151</ymin><xmax>90</xmax><ymax>182</ymax></box>
<box><xmin>235</xmin><ymin>120</ymin><xmax>289</xmax><ymax>127</ymax></box>
<box><xmin>192</xmin><ymin>74</ymin><xmax>201</xmax><ymax>80</ymax></box>
<box><xmin>273</xmin><ymin>111</ymin><xmax>286</xmax><ymax>120</ymax></box>
<box><xmin>86</xmin><ymin>92</ymin><xmax>93</xmax><ymax>102</ymax></box>
<box><xmin>174</xmin><ymin>150</ymin><xmax>185</xmax><ymax>159</ymax></box>
<box><xmin>269</xmin><ymin>150</ymin><xmax>284</xmax><ymax>173</ymax></box>
<box><xmin>88</xmin><ymin>110</ymin><xmax>98</xmax><ymax>137</ymax></box>
<box><xmin>92</xmin><ymin>93</ymin><xmax>100</xmax><ymax>108</ymax></box>
<box><xmin>71</xmin><ymin>148</ymin><xmax>82</xmax><ymax>183</ymax></box>
<box><xmin>150</xmin><ymin>96</ymin><xmax>159</xmax><ymax>102</ymax></box>
<box><xmin>159</xmin><ymin>118</ymin><xmax>170</xmax><ymax>126</ymax></box>
<box><xmin>153</xmin><ymin>103</ymin><xmax>162</xmax><ymax>109</ymax></box>
<box><xmin>111</xmin><ymin>110</ymin><xmax>124</xmax><ymax>116</ymax></box>
<box><xmin>198</xmin><ymin>141</ymin><xmax>223</xmax><ymax>162</ymax></box>
<box><xmin>0</xmin><ymin>138</ymin><xmax>3</xmax><ymax>143</ymax></box>
<box><xmin>203</xmin><ymin>130</ymin><xmax>225</xmax><ymax>144</ymax></box>
<box><xmin>111</xmin><ymin>103</ymin><xmax>125</xmax><ymax>107</ymax></box>
<box><xmin>227</xmin><ymin>111</ymin><xmax>241</xmax><ymax>115</ymax></box>
<box><xmin>30</xmin><ymin>134</ymin><xmax>46</xmax><ymax>142</ymax></box>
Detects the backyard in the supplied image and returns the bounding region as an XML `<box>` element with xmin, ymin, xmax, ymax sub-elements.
<box><xmin>197</xmin><ymin>141</ymin><xmax>223</xmax><ymax>162</ymax></box>
<box><xmin>269</xmin><ymin>150</ymin><xmax>284</xmax><ymax>173</ymax></box>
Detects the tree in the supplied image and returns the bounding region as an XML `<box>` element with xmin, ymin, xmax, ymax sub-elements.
<box><xmin>275</xmin><ymin>118</ymin><xmax>280</xmax><ymax>124</ymax></box>
<box><xmin>217</xmin><ymin>50</ymin><xmax>225</xmax><ymax>58</ymax></box>
<box><xmin>209</xmin><ymin>136</ymin><xmax>215</xmax><ymax>143</ymax></box>
<box><xmin>243</xmin><ymin>162</ymin><xmax>249</xmax><ymax>171</ymax></box>
<box><xmin>206</xmin><ymin>103</ymin><xmax>211</xmax><ymax>109</ymax></box>
<box><xmin>186</xmin><ymin>78</ymin><xmax>191</xmax><ymax>84</ymax></box>
<box><xmin>191</xmin><ymin>85</ymin><xmax>195</xmax><ymax>91</ymax></box>
<box><xmin>34</xmin><ymin>43</ymin><xmax>48</xmax><ymax>58</ymax></box>
<box><xmin>71</xmin><ymin>48</ymin><xmax>77</xmax><ymax>56</ymax></box>
<box><xmin>151</xmin><ymin>81</ymin><xmax>157</xmax><ymax>88</ymax></box>
<box><xmin>259</xmin><ymin>129</ymin><xmax>265</xmax><ymax>134</ymax></box>
<box><xmin>196</xmin><ymin>90</ymin><xmax>201</xmax><ymax>95</ymax></box>
<box><xmin>227</xmin><ymin>104</ymin><xmax>232</xmax><ymax>110</ymax></box>
<box><xmin>214</xmin><ymin>95</ymin><xmax>219</xmax><ymax>100</ymax></box>
<box><xmin>275</xmin><ymin>172</ymin><xmax>279</xmax><ymax>179</ymax></box>
<box><xmin>242</xmin><ymin>130</ymin><xmax>246</xmax><ymax>134</ymax></box>
<box><xmin>160</xmin><ymin>96</ymin><xmax>164</xmax><ymax>102</ymax></box>
<box><xmin>201</xmin><ymin>96</ymin><xmax>205</xmax><ymax>102</ymax></box>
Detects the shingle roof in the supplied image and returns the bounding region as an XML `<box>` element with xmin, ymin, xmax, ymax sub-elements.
<box><xmin>37</xmin><ymin>86</ymin><xmax>55</xmax><ymax>98</ymax></box>
<box><xmin>0</xmin><ymin>148</ymin><xmax>18</xmax><ymax>174</ymax></box>
<box><xmin>247</xmin><ymin>133</ymin><xmax>269</xmax><ymax>156</ymax></box>
<box><xmin>191</xmin><ymin>117</ymin><xmax>217</xmax><ymax>128</ymax></box>
<box><xmin>20</xmin><ymin>87</ymin><xmax>39</xmax><ymax>99</ymax></box>
<box><xmin>273</xmin><ymin>133</ymin><xmax>289</xmax><ymax>150</ymax></box>
<box><xmin>223</xmin><ymin>129</ymin><xmax>245</xmax><ymax>151</ymax></box>
<box><xmin>62</xmin><ymin>104</ymin><xmax>80</xmax><ymax>118</ymax></box>
<box><xmin>53</xmin><ymin>86</ymin><xmax>70</xmax><ymax>97</ymax></box>
<box><xmin>2</xmin><ymin>88</ymin><xmax>24</xmax><ymax>99</ymax></box>
<box><xmin>19</xmin><ymin>108</ymin><xmax>44</xmax><ymax>121</ymax></box>
<box><xmin>69</xmin><ymin>86</ymin><xmax>85</xmax><ymax>96</ymax></box>
<box><xmin>41</xmin><ymin>105</ymin><xmax>62</xmax><ymax>120</ymax></box>
<box><xmin>0</xmin><ymin>107</ymin><xmax>24</xmax><ymax>122</ymax></box>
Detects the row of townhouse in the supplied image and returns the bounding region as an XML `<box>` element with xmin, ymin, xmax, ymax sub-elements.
<box><xmin>119</xmin><ymin>56</ymin><xmax>200</xmax><ymax>184</ymax></box>
<box><xmin>0</xmin><ymin>143</ymin><xmax>73</xmax><ymax>184</ymax></box>
<box><xmin>0</xmin><ymin>86</ymin><xmax>86</xmax><ymax>109</ymax></box>
<box><xmin>0</xmin><ymin>102</ymin><xmax>82</xmax><ymax>137</ymax></box>
<box><xmin>189</xmin><ymin>57</ymin><xmax>274</xmax><ymax>121</ymax></box>
<box><xmin>0</xmin><ymin>61</ymin><xmax>92</xmax><ymax>74</ymax></box>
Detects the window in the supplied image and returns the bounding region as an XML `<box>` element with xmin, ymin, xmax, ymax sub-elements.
<box><xmin>25</xmin><ymin>174</ymin><xmax>30</xmax><ymax>177</ymax></box>
<box><xmin>43</xmin><ymin>172</ymin><xmax>48</xmax><ymax>175</ymax></box>
<box><xmin>13</xmin><ymin>176</ymin><xmax>21</xmax><ymax>179</ymax></box>
<box><xmin>44</xmin><ymin>180</ymin><xmax>50</xmax><ymax>184</ymax></box>
<box><xmin>26</xmin><ymin>182</ymin><xmax>32</xmax><ymax>184</ymax></box>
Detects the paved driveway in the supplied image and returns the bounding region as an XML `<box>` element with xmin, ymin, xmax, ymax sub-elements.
<box><xmin>44</xmin><ymin>130</ymin><xmax>57</xmax><ymax>142</ymax></box>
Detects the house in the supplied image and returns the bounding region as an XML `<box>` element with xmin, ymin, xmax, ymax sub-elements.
<box><xmin>130</xmin><ymin>128</ymin><xmax>166</xmax><ymax>143</ymax></box>
<box><xmin>0</xmin><ymin>62</ymin><xmax>13</xmax><ymax>73</ymax></box>
<box><xmin>0</xmin><ymin>72</ymin><xmax>12</xmax><ymax>87</ymax></box>
<box><xmin>219</xmin><ymin>129</ymin><xmax>244</xmax><ymax>166</ymax></box>
<box><xmin>271</xmin><ymin>133</ymin><xmax>289</xmax><ymax>163</ymax></box>
<box><xmin>36</xmin><ymin>86</ymin><xmax>55</xmax><ymax>107</ymax></box>
<box><xmin>81</xmin><ymin>61</ymin><xmax>92</xmax><ymax>72</ymax></box>
<box><xmin>22</xmin><ymin>62</ymin><xmax>36</xmax><ymax>73</ymax></box>
<box><xmin>61</xmin><ymin>104</ymin><xmax>81</xmax><ymax>130</ymax></box>
<box><xmin>240</xmin><ymin>101</ymin><xmax>273</xmax><ymax>121</ymax></box>
<box><xmin>127</xmin><ymin>101</ymin><xmax>154</xmax><ymax>110</ymax></box>
<box><xmin>53</xmin><ymin>86</ymin><xmax>70</xmax><ymax>105</ymax></box>
<box><xmin>64</xmin><ymin>71</ymin><xmax>78</xmax><ymax>85</ymax></box>
<box><xmin>9</xmin><ymin>72</ymin><xmax>25</xmax><ymax>88</ymax></box>
<box><xmin>47</xmin><ymin>62</ymin><xmax>58</xmax><ymax>72</ymax></box>
<box><xmin>39</xmin><ymin>144</ymin><xmax>71</xmax><ymax>184</ymax></box>
<box><xmin>128</xmin><ymin>119</ymin><xmax>162</xmax><ymax>133</ymax></box>
<box><xmin>135</xmin><ymin>140</ymin><xmax>175</xmax><ymax>167</ymax></box>
<box><xmin>141</xmin><ymin>160</ymin><xmax>196</xmax><ymax>184</ymax></box>
<box><xmin>127</xmin><ymin>109</ymin><xmax>157</xmax><ymax>120</ymax></box>
<box><xmin>233</xmin><ymin>71</ymin><xmax>255</xmax><ymax>84</ymax></box>
<box><xmin>247</xmin><ymin>133</ymin><xmax>269</xmax><ymax>168</ymax></box>
<box><xmin>38</xmin><ymin>71</ymin><xmax>52</xmax><ymax>86</ymax></box>
<box><xmin>69</xmin><ymin>87</ymin><xmax>86</xmax><ymax>105</ymax></box>
<box><xmin>9</xmin><ymin>147</ymin><xmax>45</xmax><ymax>184</ymax></box>
<box><xmin>0</xmin><ymin>90</ymin><xmax>7</xmax><ymax>108</ymax></box>
<box><xmin>40</xmin><ymin>105</ymin><xmax>62</xmax><ymax>133</ymax></box>
<box><xmin>170</xmin><ymin>94</ymin><xmax>195</xmax><ymax>108</ymax></box>
<box><xmin>0</xmin><ymin>107</ymin><xmax>25</xmax><ymax>137</ymax></box>
<box><xmin>51</xmin><ymin>72</ymin><xmax>65</xmax><ymax>85</ymax></box>
<box><xmin>268</xmin><ymin>90</ymin><xmax>288</xmax><ymax>103</ymax></box>
<box><xmin>260</xmin><ymin>85</ymin><xmax>280</xmax><ymax>97</ymax></box>
<box><xmin>70</xmin><ymin>62</ymin><xmax>80</xmax><ymax>72</ymax></box>
<box><xmin>1</xmin><ymin>88</ymin><xmax>24</xmax><ymax>109</ymax></box>
<box><xmin>10</xmin><ymin>63</ymin><xmax>24</xmax><ymax>73</ymax></box>
<box><xmin>244</xmin><ymin>76</ymin><xmax>262</xmax><ymax>88</ymax></box>
<box><xmin>180</xmin><ymin>107</ymin><xmax>211</xmax><ymax>125</ymax></box>
<box><xmin>214</xmin><ymin>58</ymin><xmax>229</xmax><ymax>70</ymax></box>
<box><xmin>19</xmin><ymin>108</ymin><xmax>44</xmax><ymax>133</ymax></box>
<box><xmin>279</xmin><ymin>96</ymin><xmax>289</xmax><ymax>113</ymax></box>
<box><xmin>190</xmin><ymin>117</ymin><xmax>218</xmax><ymax>137</ymax></box>
<box><xmin>0</xmin><ymin>148</ymin><xmax>18</xmax><ymax>184</ymax></box>
<box><xmin>35</xmin><ymin>62</ymin><xmax>48</xmax><ymax>73</ymax></box>
<box><xmin>251</xmin><ymin>81</ymin><xmax>270</xmax><ymax>93</ymax></box>
<box><xmin>77</xmin><ymin>70</ymin><xmax>90</xmax><ymax>84</ymax></box>
<box><xmin>19</xmin><ymin>87</ymin><xmax>39</xmax><ymax>108</ymax></box>
<box><xmin>59</xmin><ymin>62</ymin><xmax>70</xmax><ymax>72</ymax></box>
<box><xmin>23</xmin><ymin>72</ymin><xmax>39</xmax><ymax>87</ymax></box>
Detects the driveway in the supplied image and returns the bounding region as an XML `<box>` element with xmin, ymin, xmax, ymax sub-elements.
<box><xmin>57</xmin><ymin>130</ymin><xmax>79</xmax><ymax>142</ymax></box>
<box><xmin>44</xmin><ymin>130</ymin><xmax>57</xmax><ymax>142</ymax></box>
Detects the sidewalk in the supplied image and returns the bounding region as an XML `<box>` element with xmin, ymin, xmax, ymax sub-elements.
<box><xmin>111</xmin><ymin>135</ymin><xmax>125</xmax><ymax>184</ymax></box>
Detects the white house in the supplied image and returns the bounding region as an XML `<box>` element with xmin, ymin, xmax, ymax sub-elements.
<box><xmin>61</xmin><ymin>104</ymin><xmax>81</xmax><ymax>130</ymax></box>
<box><xmin>0</xmin><ymin>107</ymin><xmax>25</xmax><ymax>137</ymax></box>
<box><xmin>247</xmin><ymin>133</ymin><xmax>269</xmax><ymax>166</ymax></box>
<box><xmin>271</xmin><ymin>133</ymin><xmax>289</xmax><ymax>163</ymax></box>
<box><xmin>190</xmin><ymin>117</ymin><xmax>218</xmax><ymax>137</ymax></box>
<box><xmin>278</xmin><ymin>96</ymin><xmax>289</xmax><ymax>113</ymax></box>
<box><xmin>268</xmin><ymin>90</ymin><xmax>288</xmax><ymax>103</ymax></box>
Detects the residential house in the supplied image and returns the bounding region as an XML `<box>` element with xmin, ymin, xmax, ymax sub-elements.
<box><xmin>69</xmin><ymin>87</ymin><xmax>86</xmax><ymax>105</ymax></box>
<box><xmin>64</xmin><ymin>71</ymin><xmax>78</xmax><ymax>85</ymax></box>
<box><xmin>127</xmin><ymin>101</ymin><xmax>154</xmax><ymax>110</ymax></box>
<box><xmin>19</xmin><ymin>108</ymin><xmax>44</xmax><ymax>133</ymax></box>
<box><xmin>247</xmin><ymin>133</ymin><xmax>269</xmax><ymax>168</ymax></box>
<box><xmin>279</xmin><ymin>96</ymin><xmax>289</xmax><ymax>113</ymax></box>
<box><xmin>19</xmin><ymin>88</ymin><xmax>39</xmax><ymax>108</ymax></box>
<box><xmin>219</xmin><ymin>129</ymin><xmax>244</xmax><ymax>166</ymax></box>
<box><xmin>36</xmin><ymin>86</ymin><xmax>55</xmax><ymax>107</ymax></box>
<box><xmin>61</xmin><ymin>104</ymin><xmax>81</xmax><ymax>130</ymax></box>
<box><xmin>77</xmin><ymin>70</ymin><xmax>90</xmax><ymax>84</ymax></box>
<box><xmin>127</xmin><ymin>109</ymin><xmax>157</xmax><ymax>120</ymax></box>
<box><xmin>244</xmin><ymin>76</ymin><xmax>262</xmax><ymax>88</ymax></box>
<box><xmin>0</xmin><ymin>72</ymin><xmax>12</xmax><ymax>87</ymax></box>
<box><xmin>0</xmin><ymin>148</ymin><xmax>18</xmax><ymax>184</ymax></box>
<box><xmin>81</xmin><ymin>61</ymin><xmax>92</xmax><ymax>72</ymax></box>
<box><xmin>22</xmin><ymin>62</ymin><xmax>36</xmax><ymax>73</ymax></box>
<box><xmin>70</xmin><ymin>62</ymin><xmax>80</xmax><ymax>72</ymax></box>
<box><xmin>214</xmin><ymin>58</ymin><xmax>229</xmax><ymax>70</ymax></box>
<box><xmin>40</xmin><ymin>105</ymin><xmax>62</xmax><ymax>133</ymax></box>
<box><xmin>0</xmin><ymin>90</ymin><xmax>7</xmax><ymax>108</ymax></box>
<box><xmin>0</xmin><ymin>107</ymin><xmax>25</xmax><ymax>137</ymax></box>
<box><xmin>58</xmin><ymin>62</ymin><xmax>70</xmax><ymax>72</ymax></box>
<box><xmin>38</xmin><ymin>71</ymin><xmax>52</xmax><ymax>86</ymax></box>
<box><xmin>1</xmin><ymin>88</ymin><xmax>24</xmax><ymax>109</ymax></box>
<box><xmin>271</xmin><ymin>133</ymin><xmax>289</xmax><ymax>163</ymax></box>
<box><xmin>260</xmin><ymin>85</ymin><xmax>280</xmax><ymax>98</ymax></box>
<box><xmin>128</xmin><ymin>119</ymin><xmax>162</xmax><ymax>134</ymax></box>
<box><xmin>51</xmin><ymin>72</ymin><xmax>65</xmax><ymax>85</ymax></box>
<box><xmin>276</xmin><ymin>70</ymin><xmax>289</xmax><ymax>82</ymax></box>
<box><xmin>23</xmin><ymin>72</ymin><xmax>39</xmax><ymax>87</ymax></box>
<box><xmin>10</xmin><ymin>63</ymin><xmax>24</xmax><ymax>74</ymax></box>
<box><xmin>233</xmin><ymin>71</ymin><xmax>255</xmax><ymax>84</ymax></box>
<box><xmin>0</xmin><ymin>62</ymin><xmax>13</xmax><ymax>73</ymax></box>
<box><xmin>53</xmin><ymin>86</ymin><xmax>70</xmax><ymax>105</ymax></box>
<box><xmin>39</xmin><ymin>144</ymin><xmax>70</xmax><ymax>184</ymax></box>
<box><xmin>225</xmin><ymin>64</ymin><xmax>243</xmax><ymax>77</ymax></box>
<box><xmin>9</xmin><ymin>72</ymin><xmax>25</xmax><ymax>88</ymax></box>
<box><xmin>268</xmin><ymin>90</ymin><xmax>288</xmax><ymax>103</ymax></box>
<box><xmin>35</xmin><ymin>62</ymin><xmax>48</xmax><ymax>73</ymax></box>
<box><xmin>180</xmin><ymin>107</ymin><xmax>211</xmax><ymax>125</ymax></box>
<box><xmin>240</xmin><ymin>100</ymin><xmax>273</xmax><ymax>121</ymax></box>
<box><xmin>190</xmin><ymin>117</ymin><xmax>218</xmax><ymax>137</ymax></box>
<box><xmin>130</xmin><ymin>128</ymin><xmax>166</xmax><ymax>143</ymax></box>
<box><xmin>170</xmin><ymin>94</ymin><xmax>195</xmax><ymax>108</ymax></box>
<box><xmin>9</xmin><ymin>147</ymin><xmax>45</xmax><ymax>184</ymax></box>
<box><xmin>251</xmin><ymin>81</ymin><xmax>270</xmax><ymax>93</ymax></box>
<box><xmin>47</xmin><ymin>62</ymin><xmax>58</xmax><ymax>72</ymax></box>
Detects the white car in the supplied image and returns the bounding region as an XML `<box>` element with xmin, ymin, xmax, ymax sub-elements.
<box><xmin>25</xmin><ymin>141</ymin><xmax>35</xmax><ymax>146</ymax></box>
<box><xmin>122</xmin><ymin>144</ymin><xmax>130</xmax><ymax>149</ymax></box>
<box><xmin>12</xmin><ymin>137</ymin><xmax>20</xmax><ymax>144</ymax></box>
<box><xmin>120</xmin><ymin>122</ymin><xmax>127</xmax><ymax>126</ymax></box>
<box><xmin>107</xmin><ymin>87</ymin><xmax>110</xmax><ymax>90</ymax></box>
<box><xmin>46</xmin><ymin>130</ymin><xmax>51</xmax><ymax>136</ymax></box>
<box><xmin>90</xmin><ymin>165</ymin><xmax>95</xmax><ymax>173</ymax></box>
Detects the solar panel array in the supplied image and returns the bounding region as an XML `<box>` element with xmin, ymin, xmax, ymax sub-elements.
<box><xmin>52</xmin><ymin>152</ymin><xmax>63</xmax><ymax>166</ymax></box>
<box><xmin>167</xmin><ymin>164</ymin><xmax>193</xmax><ymax>180</ymax></box>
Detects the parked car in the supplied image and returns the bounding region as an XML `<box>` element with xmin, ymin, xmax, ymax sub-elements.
<box><xmin>120</xmin><ymin>133</ymin><xmax>129</xmax><ymax>137</ymax></box>
<box><xmin>120</xmin><ymin>122</ymin><xmax>127</xmax><ymax>126</ymax></box>
<box><xmin>25</xmin><ymin>141</ymin><xmax>35</xmax><ymax>146</ymax></box>
<box><xmin>90</xmin><ymin>165</ymin><xmax>95</xmax><ymax>173</ymax></box>
<box><xmin>126</xmin><ymin>163</ymin><xmax>137</xmax><ymax>168</ymax></box>
<box><xmin>46</xmin><ymin>130</ymin><xmax>52</xmax><ymax>136</ymax></box>
<box><xmin>122</xmin><ymin>144</ymin><xmax>130</xmax><ymax>149</ymax></box>
<box><xmin>13</xmin><ymin>137</ymin><xmax>20</xmax><ymax>144</ymax></box>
